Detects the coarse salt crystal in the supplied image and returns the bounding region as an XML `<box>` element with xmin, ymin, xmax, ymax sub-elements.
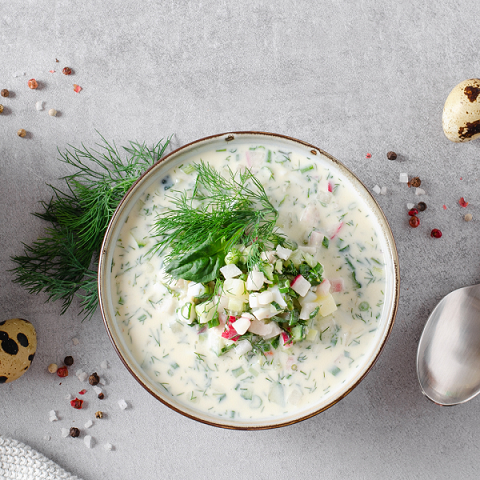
<box><xmin>72</xmin><ymin>338</ymin><xmax>80</xmax><ymax>345</ymax></box>
<box><xmin>49</xmin><ymin>410</ymin><xmax>58</xmax><ymax>422</ymax></box>
<box><xmin>35</xmin><ymin>101</ymin><xmax>45</xmax><ymax>111</ymax></box>
<box><xmin>372</xmin><ymin>185</ymin><xmax>381</xmax><ymax>194</ymax></box>
<box><xmin>61</xmin><ymin>428</ymin><xmax>69</xmax><ymax>438</ymax></box>
<box><xmin>104</xmin><ymin>443</ymin><xmax>114</xmax><ymax>451</ymax></box>
<box><xmin>100</xmin><ymin>378</ymin><xmax>107</xmax><ymax>386</ymax></box>
<box><xmin>415</xmin><ymin>188</ymin><xmax>426</xmax><ymax>196</ymax></box>
<box><xmin>93</xmin><ymin>386</ymin><xmax>102</xmax><ymax>395</ymax></box>
<box><xmin>407</xmin><ymin>203</ymin><xmax>415</xmax><ymax>210</ymax></box>
<box><xmin>49</xmin><ymin>409</ymin><xmax>56</xmax><ymax>417</ymax></box>
<box><xmin>100</xmin><ymin>361</ymin><xmax>109</xmax><ymax>369</ymax></box>
<box><xmin>13</xmin><ymin>71</ymin><xmax>25</xmax><ymax>77</ymax></box>
<box><xmin>84</xmin><ymin>419</ymin><xmax>93</xmax><ymax>429</ymax></box>
<box><xmin>65</xmin><ymin>393</ymin><xmax>72</xmax><ymax>400</ymax></box>
<box><xmin>399</xmin><ymin>173</ymin><xmax>408</xmax><ymax>183</ymax></box>
<box><xmin>84</xmin><ymin>435</ymin><xmax>94</xmax><ymax>448</ymax></box>
<box><xmin>77</xmin><ymin>372</ymin><xmax>88</xmax><ymax>382</ymax></box>
<box><xmin>44</xmin><ymin>435</ymin><xmax>51</xmax><ymax>441</ymax></box>
<box><xmin>118</xmin><ymin>399</ymin><xmax>128</xmax><ymax>410</ymax></box>
<box><xmin>380</xmin><ymin>186</ymin><xmax>387</xmax><ymax>195</ymax></box>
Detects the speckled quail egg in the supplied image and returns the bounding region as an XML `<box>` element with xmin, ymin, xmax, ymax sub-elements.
<box><xmin>0</xmin><ymin>318</ymin><xmax>37</xmax><ymax>383</ymax></box>
<box><xmin>442</xmin><ymin>78</ymin><xmax>480</xmax><ymax>142</ymax></box>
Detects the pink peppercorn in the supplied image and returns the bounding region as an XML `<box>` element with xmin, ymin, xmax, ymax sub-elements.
<box><xmin>431</xmin><ymin>229</ymin><xmax>442</xmax><ymax>238</ymax></box>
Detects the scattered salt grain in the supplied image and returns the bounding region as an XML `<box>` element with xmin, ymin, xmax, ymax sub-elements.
<box><xmin>118</xmin><ymin>399</ymin><xmax>128</xmax><ymax>410</ymax></box>
<box><xmin>100</xmin><ymin>378</ymin><xmax>108</xmax><ymax>386</ymax></box>
<box><xmin>65</xmin><ymin>393</ymin><xmax>72</xmax><ymax>400</ymax></box>
<box><xmin>72</xmin><ymin>338</ymin><xmax>80</xmax><ymax>345</ymax></box>
<box><xmin>61</xmin><ymin>428</ymin><xmax>70</xmax><ymax>438</ymax></box>
<box><xmin>100</xmin><ymin>360</ymin><xmax>109</xmax><ymax>369</ymax></box>
<box><xmin>49</xmin><ymin>410</ymin><xmax>58</xmax><ymax>422</ymax></box>
<box><xmin>407</xmin><ymin>203</ymin><xmax>415</xmax><ymax>210</ymax></box>
<box><xmin>84</xmin><ymin>419</ymin><xmax>93</xmax><ymax>429</ymax></box>
<box><xmin>35</xmin><ymin>101</ymin><xmax>45</xmax><ymax>111</ymax></box>
<box><xmin>380</xmin><ymin>186</ymin><xmax>387</xmax><ymax>195</ymax></box>
<box><xmin>415</xmin><ymin>188</ymin><xmax>426</xmax><ymax>196</ymax></box>
<box><xmin>84</xmin><ymin>435</ymin><xmax>94</xmax><ymax>449</ymax></box>
<box><xmin>44</xmin><ymin>435</ymin><xmax>51</xmax><ymax>441</ymax></box>
<box><xmin>78</xmin><ymin>372</ymin><xmax>88</xmax><ymax>382</ymax></box>
<box><xmin>399</xmin><ymin>173</ymin><xmax>408</xmax><ymax>183</ymax></box>
<box><xmin>93</xmin><ymin>386</ymin><xmax>102</xmax><ymax>395</ymax></box>
<box><xmin>13</xmin><ymin>71</ymin><xmax>26</xmax><ymax>77</ymax></box>
<box><xmin>372</xmin><ymin>185</ymin><xmax>381</xmax><ymax>194</ymax></box>
<box><xmin>104</xmin><ymin>443</ymin><xmax>114</xmax><ymax>451</ymax></box>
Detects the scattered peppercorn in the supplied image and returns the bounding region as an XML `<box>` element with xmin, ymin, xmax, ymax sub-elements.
<box><xmin>431</xmin><ymin>229</ymin><xmax>442</xmax><ymax>238</ymax></box>
<box><xmin>408</xmin><ymin>177</ymin><xmax>421</xmax><ymax>188</ymax></box>
<box><xmin>417</xmin><ymin>202</ymin><xmax>427</xmax><ymax>211</ymax></box>
<box><xmin>62</xmin><ymin>67</ymin><xmax>72</xmax><ymax>75</ymax></box>
<box><xmin>27</xmin><ymin>78</ymin><xmax>38</xmax><ymax>89</ymax></box>
<box><xmin>95</xmin><ymin>411</ymin><xmax>104</xmax><ymax>419</ymax></box>
<box><xmin>48</xmin><ymin>108</ymin><xmax>57</xmax><ymax>116</ymax></box>
<box><xmin>459</xmin><ymin>197</ymin><xmax>469</xmax><ymax>207</ymax></box>
<box><xmin>409</xmin><ymin>216</ymin><xmax>420</xmax><ymax>228</ymax></box>
<box><xmin>89</xmin><ymin>372</ymin><xmax>100</xmax><ymax>386</ymax></box>
<box><xmin>70</xmin><ymin>398</ymin><xmax>84</xmax><ymax>409</ymax></box>
<box><xmin>0</xmin><ymin>105</ymin><xmax>3</xmax><ymax>113</ymax></box>
<box><xmin>387</xmin><ymin>151</ymin><xmax>397</xmax><ymax>160</ymax></box>
<box><xmin>98</xmin><ymin>393</ymin><xmax>105</xmax><ymax>400</ymax></box>
<box><xmin>57</xmin><ymin>366</ymin><xmax>69</xmax><ymax>377</ymax></box>
<box><xmin>69</xmin><ymin>427</ymin><xmax>80</xmax><ymax>438</ymax></box>
<box><xmin>465</xmin><ymin>213</ymin><xmax>473</xmax><ymax>222</ymax></box>
<box><xmin>47</xmin><ymin>363</ymin><xmax>58</xmax><ymax>374</ymax></box>
<box><xmin>408</xmin><ymin>208</ymin><xmax>418</xmax><ymax>216</ymax></box>
<box><xmin>1</xmin><ymin>89</ymin><xmax>9</xmax><ymax>97</ymax></box>
<box><xmin>64</xmin><ymin>355</ymin><xmax>74</xmax><ymax>366</ymax></box>
<box><xmin>17</xmin><ymin>129</ymin><xmax>26</xmax><ymax>138</ymax></box>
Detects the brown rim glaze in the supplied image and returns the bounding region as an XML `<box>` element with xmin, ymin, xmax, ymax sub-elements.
<box><xmin>98</xmin><ymin>131</ymin><xmax>400</xmax><ymax>430</ymax></box>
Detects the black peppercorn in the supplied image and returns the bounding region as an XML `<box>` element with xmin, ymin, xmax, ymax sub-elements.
<box><xmin>98</xmin><ymin>393</ymin><xmax>105</xmax><ymax>400</ymax></box>
<box><xmin>69</xmin><ymin>427</ymin><xmax>80</xmax><ymax>438</ymax></box>
<box><xmin>417</xmin><ymin>202</ymin><xmax>427</xmax><ymax>212</ymax></box>
<box><xmin>408</xmin><ymin>177</ymin><xmax>421</xmax><ymax>188</ymax></box>
<box><xmin>64</xmin><ymin>355</ymin><xmax>74</xmax><ymax>366</ymax></box>
<box><xmin>89</xmin><ymin>372</ymin><xmax>100</xmax><ymax>385</ymax></box>
<box><xmin>95</xmin><ymin>411</ymin><xmax>104</xmax><ymax>419</ymax></box>
<box><xmin>387</xmin><ymin>151</ymin><xmax>397</xmax><ymax>160</ymax></box>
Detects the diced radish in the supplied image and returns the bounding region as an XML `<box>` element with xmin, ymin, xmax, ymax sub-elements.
<box><xmin>330</xmin><ymin>278</ymin><xmax>344</xmax><ymax>293</ymax></box>
<box><xmin>258</xmin><ymin>290</ymin><xmax>274</xmax><ymax>305</ymax></box>
<box><xmin>281</xmin><ymin>332</ymin><xmax>293</xmax><ymax>347</ymax></box>
<box><xmin>300</xmin><ymin>302</ymin><xmax>319</xmax><ymax>320</ymax></box>
<box><xmin>299</xmin><ymin>290</ymin><xmax>317</xmax><ymax>307</ymax></box>
<box><xmin>246</xmin><ymin>271</ymin><xmax>265</xmax><ymax>291</ymax></box>
<box><xmin>248</xmin><ymin>320</ymin><xmax>273</xmax><ymax>336</ymax></box>
<box><xmin>276</xmin><ymin>245</ymin><xmax>292</xmax><ymax>260</ymax></box>
<box><xmin>249</xmin><ymin>292</ymin><xmax>260</xmax><ymax>309</ymax></box>
<box><xmin>290</xmin><ymin>275</ymin><xmax>311</xmax><ymax>297</ymax></box>
<box><xmin>269</xmin><ymin>285</ymin><xmax>287</xmax><ymax>308</ymax></box>
<box><xmin>233</xmin><ymin>316</ymin><xmax>251</xmax><ymax>335</ymax></box>
<box><xmin>221</xmin><ymin>324</ymin><xmax>239</xmax><ymax>340</ymax></box>
<box><xmin>252</xmin><ymin>305</ymin><xmax>277</xmax><ymax>320</ymax></box>
<box><xmin>316</xmin><ymin>279</ymin><xmax>331</xmax><ymax>297</ymax></box>
<box><xmin>263</xmin><ymin>322</ymin><xmax>283</xmax><ymax>340</ymax></box>
<box><xmin>220</xmin><ymin>263</ymin><xmax>242</xmax><ymax>279</ymax></box>
<box><xmin>227</xmin><ymin>297</ymin><xmax>245</xmax><ymax>313</ymax></box>
<box><xmin>327</xmin><ymin>181</ymin><xmax>333</xmax><ymax>192</ymax></box>
<box><xmin>329</xmin><ymin>222</ymin><xmax>343</xmax><ymax>240</ymax></box>
<box><xmin>240</xmin><ymin>312</ymin><xmax>255</xmax><ymax>321</ymax></box>
<box><xmin>260</xmin><ymin>251</ymin><xmax>277</xmax><ymax>263</ymax></box>
<box><xmin>235</xmin><ymin>340</ymin><xmax>252</xmax><ymax>356</ymax></box>
<box><xmin>187</xmin><ymin>282</ymin><xmax>205</xmax><ymax>298</ymax></box>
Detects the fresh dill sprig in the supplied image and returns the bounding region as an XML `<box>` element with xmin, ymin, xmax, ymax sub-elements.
<box><xmin>151</xmin><ymin>161</ymin><xmax>284</xmax><ymax>283</ymax></box>
<box><xmin>10</xmin><ymin>134</ymin><xmax>171</xmax><ymax>320</ymax></box>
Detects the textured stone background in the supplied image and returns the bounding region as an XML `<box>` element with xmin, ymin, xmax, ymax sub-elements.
<box><xmin>1</xmin><ymin>1</ymin><xmax>480</xmax><ymax>479</ymax></box>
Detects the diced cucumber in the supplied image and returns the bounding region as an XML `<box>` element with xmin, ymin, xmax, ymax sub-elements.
<box><xmin>195</xmin><ymin>299</ymin><xmax>217</xmax><ymax>324</ymax></box>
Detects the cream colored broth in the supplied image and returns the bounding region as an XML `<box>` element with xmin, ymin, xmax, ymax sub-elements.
<box><xmin>111</xmin><ymin>145</ymin><xmax>387</xmax><ymax>419</ymax></box>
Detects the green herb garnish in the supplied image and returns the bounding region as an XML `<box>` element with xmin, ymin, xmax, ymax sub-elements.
<box><xmin>152</xmin><ymin>161</ymin><xmax>283</xmax><ymax>283</ymax></box>
<box><xmin>10</xmin><ymin>134</ymin><xmax>171</xmax><ymax>319</ymax></box>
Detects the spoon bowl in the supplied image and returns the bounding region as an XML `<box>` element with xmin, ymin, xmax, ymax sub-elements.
<box><xmin>417</xmin><ymin>284</ymin><xmax>480</xmax><ymax>405</ymax></box>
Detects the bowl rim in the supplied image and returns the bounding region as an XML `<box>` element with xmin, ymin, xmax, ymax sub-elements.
<box><xmin>98</xmin><ymin>130</ymin><xmax>400</xmax><ymax>430</ymax></box>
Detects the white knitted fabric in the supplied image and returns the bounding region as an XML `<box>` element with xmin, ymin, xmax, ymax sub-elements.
<box><xmin>0</xmin><ymin>437</ymin><xmax>82</xmax><ymax>480</ymax></box>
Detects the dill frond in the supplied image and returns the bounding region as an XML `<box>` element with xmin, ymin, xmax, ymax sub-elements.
<box><xmin>10</xmin><ymin>134</ymin><xmax>171</xmax><ymax>320</ymax></box>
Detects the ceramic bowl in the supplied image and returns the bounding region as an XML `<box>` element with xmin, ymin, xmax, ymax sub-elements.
<box><xmin>98</xmin><ymin>131</ymin><xmax>399</xmax><ymax>429</ymax></box>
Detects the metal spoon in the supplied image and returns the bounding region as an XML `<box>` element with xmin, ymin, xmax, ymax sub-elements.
<box><xmin>417</xmin><ymin>284</ymin><xmax>480</xmax><ymax>406</ymax></box>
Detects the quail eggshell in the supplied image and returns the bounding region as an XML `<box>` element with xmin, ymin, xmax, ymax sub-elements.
<box><xmin>442</xmin><ymin>78</ymin><xmax>480</xmax><ymax>142</ymax></box>
<box><xmin>0</xmin><ymin>318</ymin><xmax>37</xmax><ymax>384</ymax></box>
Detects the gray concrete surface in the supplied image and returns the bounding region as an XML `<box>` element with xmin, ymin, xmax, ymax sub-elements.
<box><xmin>1</xmin><ymin>1</ymin><xmax>480</xmax><ymax>479</ymax></box>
